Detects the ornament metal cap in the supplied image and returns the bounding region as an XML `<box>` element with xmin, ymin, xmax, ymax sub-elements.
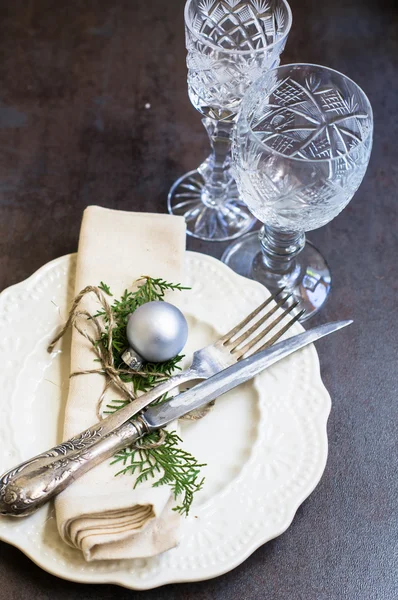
<box><xmin>121</xmin><ymin>347</ymin><xmax>144</xmax><ymax>371</ymax></box>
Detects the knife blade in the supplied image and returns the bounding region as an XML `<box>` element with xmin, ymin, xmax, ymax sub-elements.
<box><xmin>142</xmin><ymin>319</ymin><xmax>352</xmax><ymax>430</ymax></box>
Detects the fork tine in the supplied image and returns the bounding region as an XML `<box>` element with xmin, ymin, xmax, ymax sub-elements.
<box><xmin>225</xmin><ymin>292</ymin><xmax>293</xmax><ymax>350</ymax></box>
<box><xmin>219</xmin><ymin>287</ymin><xmax>286</xmax><ymax>345</ymax></box>
<box><xmin>233</xmin><ymin>301</ymin><xmax>300</xmax><ymax>359</ymax></box>
<box><xmin>243</xmin><ymin>308</ymin><xmax>305</xmax><ymax>358</ymax></box>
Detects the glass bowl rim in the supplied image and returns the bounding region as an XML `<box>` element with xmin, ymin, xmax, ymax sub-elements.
<box><xmin>184</xmin><ymin>0</ymin><xmax>293</xmax><ymax>56</ymax></box>
<box><xmin>238</xmin><ymin>62</ymin><xmax>374</xmax><ymax>164</ymax></box>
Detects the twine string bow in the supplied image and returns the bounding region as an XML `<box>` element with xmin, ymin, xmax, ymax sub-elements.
<box><xmin>47</xmin><ymin>285</ymin><xmax>211</xmax><ymax>448</ymax></box>
<box><xmin>47</xmin><ymin>285</ymin><xmax>168</xmax><ymax>446</ymax></box>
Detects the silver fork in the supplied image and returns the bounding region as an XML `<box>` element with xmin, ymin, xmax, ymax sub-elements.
<box><xmin>0</xmin><ymin>289</ymin><xmax>304</xmax><ymax>516</ymax></box>
<box><xmin>82</xmin><ymin>286</ymin><xmax>304</xmax><ymax>437</ymax></box>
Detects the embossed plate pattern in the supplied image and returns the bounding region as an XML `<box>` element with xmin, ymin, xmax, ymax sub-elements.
<box><xmin>0</xmin><ymin>252</ymin><xmax>330</xmax><ymax>589</ymax></box>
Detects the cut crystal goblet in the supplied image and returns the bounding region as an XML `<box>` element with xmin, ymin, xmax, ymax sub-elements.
<box><xmin>168</xmin><ymin>0</ymin><xmax>292</xmax><ymax>241</ymax></box>
<box><xmin>222</xmin><ymin>63</ymin><xmax>373</xmax><ymax>318</ymax></box>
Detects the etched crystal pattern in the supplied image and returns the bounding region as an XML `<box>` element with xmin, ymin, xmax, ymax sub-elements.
<box><xmin>186</xmin><ymin>0</ymin><xmax>290</xmax><ymax>120</ymax></box>
<box><xmin>233</xmin><ymin>66</ymin><xmax>373</xmax><ymax>231</ymax></box>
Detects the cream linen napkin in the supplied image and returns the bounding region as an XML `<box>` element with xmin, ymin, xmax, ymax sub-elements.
<box><xmin>55</xmin><ymin>206</ymin><xmax>186</xmax><ymax>561</ymax></box>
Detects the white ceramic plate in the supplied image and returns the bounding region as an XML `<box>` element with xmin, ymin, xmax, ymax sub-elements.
<box><xmin>0</xmin><ymin>251</ymin><xmax>330</xmax><ymax>589</ymax></box>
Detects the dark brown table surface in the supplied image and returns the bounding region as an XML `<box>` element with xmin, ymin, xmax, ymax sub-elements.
<box><xmin>0</xmin><ymin>0</ymin><xmax>397</xmax><ymax>598</ymax></box>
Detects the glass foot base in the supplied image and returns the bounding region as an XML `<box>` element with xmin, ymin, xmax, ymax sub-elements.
<box><xmin>221</xmin><ymin>231</ymin><xmax>331</xmax><ymax>321</ymax></box>
<box><xmin>167</xmin><ymin>170</ymin><xmax>256</xmax><ymax>242</ymax></box>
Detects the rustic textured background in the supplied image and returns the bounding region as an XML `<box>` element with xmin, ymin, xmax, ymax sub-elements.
<box><xmin>0</xmin><ymin>0</ymin><xmax>397</xmax><ymax>598</ymax></box>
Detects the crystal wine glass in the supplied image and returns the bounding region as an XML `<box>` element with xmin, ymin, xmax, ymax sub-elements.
<box><xmin>168</xmin><ymin>0</ymin><xmax>292</xmax><ymax>241</ymax></box>
<box><xmin>223</xmin><ymin>63</ymin><xmax>373</xmax><ymax>318</ymax></box>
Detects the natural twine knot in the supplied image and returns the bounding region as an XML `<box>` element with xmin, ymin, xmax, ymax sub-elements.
<box><xmin>48</xmin><ymin>285</ymin><xmax>169</xmax><ymax>422</ymax></box>
<box><xmin>48</xmin><ymin>284</ymin><xmax>212</xmax><ymax>429</ymax></box>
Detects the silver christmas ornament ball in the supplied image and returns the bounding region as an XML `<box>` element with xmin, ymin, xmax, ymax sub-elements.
<box><xmin>126</xmin><ymin>301</ymin><xmax>188</xmax><ymax>363</ymax></box>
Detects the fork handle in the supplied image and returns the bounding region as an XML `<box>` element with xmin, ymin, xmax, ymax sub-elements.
<box><xmin>87</xmin><ymin>368</ymin><xmax>197</xmax><ymax>439</ymax></box>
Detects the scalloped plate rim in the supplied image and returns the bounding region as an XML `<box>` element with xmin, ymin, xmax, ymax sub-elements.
<box><xmin>0</xmin><ymin>251</ymin><xmax>331</xmax><ymax>589</ymax></box>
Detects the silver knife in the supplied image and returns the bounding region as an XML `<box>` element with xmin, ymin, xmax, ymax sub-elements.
<box><xmin>0</xmin><ymin>320</ymin><xmax>351</xmax><ymax>517</ymax></box>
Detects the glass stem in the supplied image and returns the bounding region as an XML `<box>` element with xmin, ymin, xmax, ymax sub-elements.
<box><xmin>198</xmin><ymin>118</ymin><xmax>235</xmax><ymax>209</ymax></box>
<box><xmin>253</xmin><ymin>225</ymin><xmax>306</xmax><ymax>289</ymax></box>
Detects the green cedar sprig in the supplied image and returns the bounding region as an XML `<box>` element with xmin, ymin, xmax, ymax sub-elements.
<box><xmin>111</xmin><ymin>430</ymin><xmax>206</xmax><ymax>516</ymax></box>
<box><xmin>98</xmin><ymin>277</ymin><xmax>205</xmax><ymax>515</ymax></box>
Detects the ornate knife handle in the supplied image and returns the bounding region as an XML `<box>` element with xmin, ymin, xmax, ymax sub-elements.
<box><xmin>0</xmin><ymin>419</ymin><xmax>147</xmax><ymax>518</ymax></box>
<box><xmin>0</xmin><ymin>366</ymin><xmax>199</xmax><ymax>518</ymax></box>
